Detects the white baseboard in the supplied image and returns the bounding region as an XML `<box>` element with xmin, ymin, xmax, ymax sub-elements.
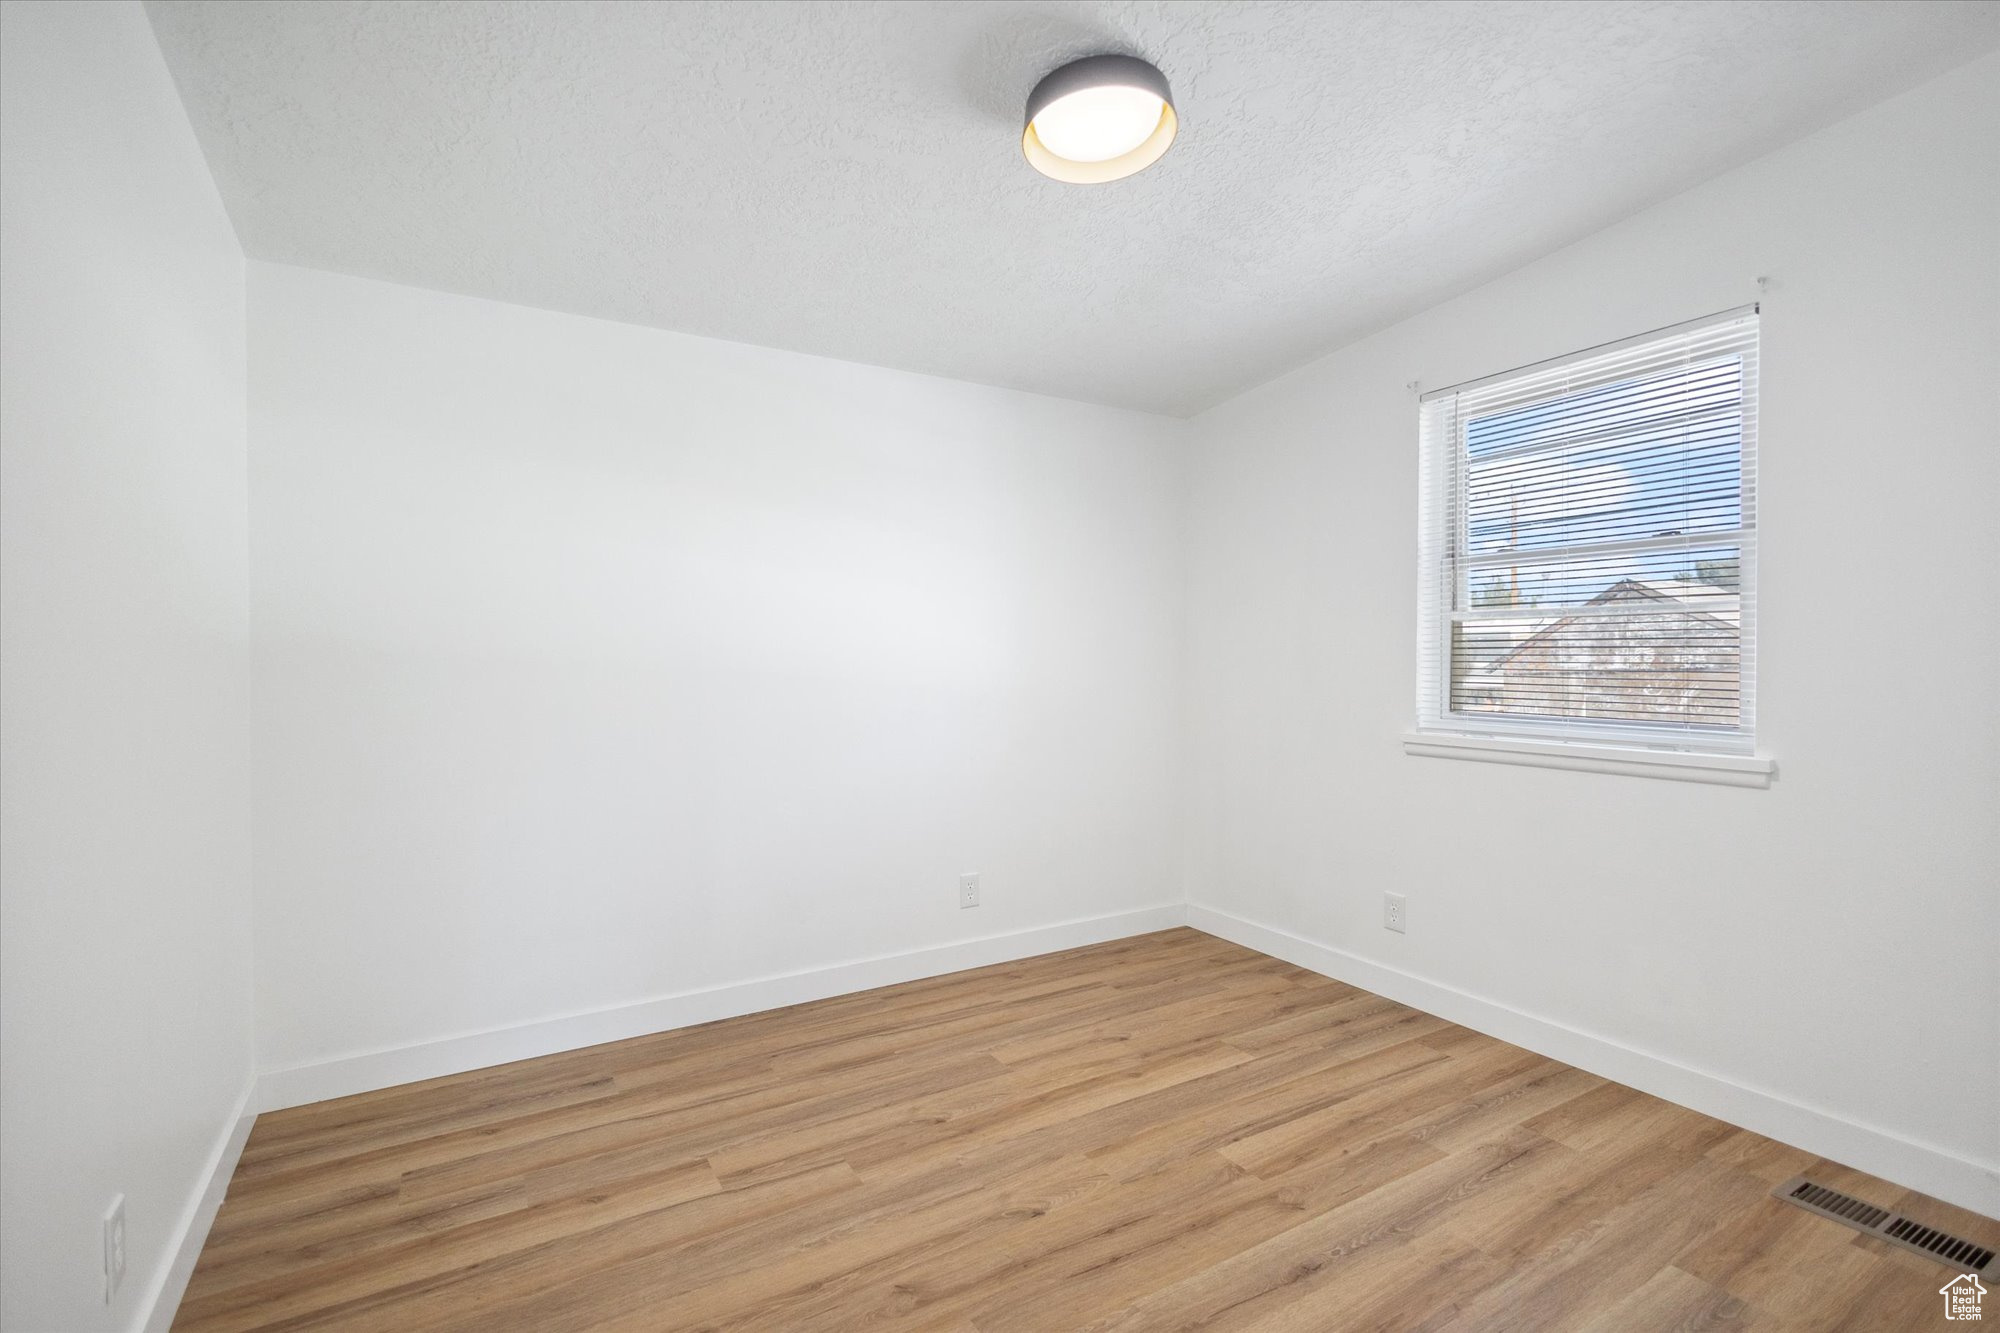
<box><xmin>1187</xmin><ymin>902</ymin><xmax>2000</xmax><ymax>1220</ymax></box>
<box><xmin>136</xmin><ymin>1076</ymin><xmax>257</xmax><ymax>1333</ymax></box>
<box><xmin>256</xmin><ymin>904</ymin><xmax>1187</xmax><ymax>1114</ymax></box>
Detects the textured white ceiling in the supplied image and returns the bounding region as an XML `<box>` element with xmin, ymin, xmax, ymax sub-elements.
<box><xmin>147</xmin><ymin>0</ymin><xmax>1998</xmax><ymax>416</ymax></box>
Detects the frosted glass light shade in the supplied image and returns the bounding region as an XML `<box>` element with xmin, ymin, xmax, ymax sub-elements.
<box><xmin>1023</xmin><ymin>55</ymin><xmax>1177</xmax><ymax>184</ymax></box>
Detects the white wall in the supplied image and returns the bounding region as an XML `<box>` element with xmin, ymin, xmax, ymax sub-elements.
<box><xmin>1184</xmin><ymin>54</ymin><xmax>1999</xmax><ymax>1211</ymax></box>
<box><xmin>0</xmin><ymin>3</ymin><xmax>255</xmax><ymax>1330</ymax></box>
<box><xmin>247</xmin><ymin>262</ymin><xmax>1186</xmax><ymax>1076</ymax></box>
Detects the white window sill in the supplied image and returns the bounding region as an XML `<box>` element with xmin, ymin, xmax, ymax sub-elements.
<box><xmin>1402</xmin><ymin>732</ymin><xmax>1775</xmax><ymax>788</ymax></box>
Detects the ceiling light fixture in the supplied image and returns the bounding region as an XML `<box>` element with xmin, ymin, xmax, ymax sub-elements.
<box><xmin>1022</xmin><ymin>54</ymin><xmax>1177</xmax><ymax>184</ymax></box>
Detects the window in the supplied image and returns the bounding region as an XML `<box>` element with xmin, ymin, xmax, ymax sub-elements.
<box><xmin>1415</xmin><ymin>307</ymin><xmax>1760</xmax><ymax>766</ymax></box>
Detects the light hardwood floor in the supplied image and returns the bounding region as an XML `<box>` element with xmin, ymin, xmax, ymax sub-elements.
<box><xmin>175</xmin><ymin>929</ymin><xmax>1994</xmax><ymax>1331</ymax></box>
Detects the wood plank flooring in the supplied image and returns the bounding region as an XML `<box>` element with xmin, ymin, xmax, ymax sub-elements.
<box><xmin>174</xmin><ymin>929</ymin><xmax>1996</xmax><ymax>1331</ymax></box>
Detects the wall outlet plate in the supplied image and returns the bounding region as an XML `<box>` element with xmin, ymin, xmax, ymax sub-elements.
<box><xmin>959</xmin><ymin>873</ymin><xmax>979</xmax><ymax>909</ymax></box>
<box><xmin>103</xmin><ymin>1194</ymin><xmax>126</xmax><ymax>1303</ymax></box>
<box><xmin>1383</xmin><ymin>892</ymin><xmax>1407</xmax><ymax>933</ymax></box>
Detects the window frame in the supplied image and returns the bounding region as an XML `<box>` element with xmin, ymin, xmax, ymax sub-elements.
<box><xmin>1410</xmin><ymin>307</ymin><xmax>1766</xmax><ymax>779</ymax></box>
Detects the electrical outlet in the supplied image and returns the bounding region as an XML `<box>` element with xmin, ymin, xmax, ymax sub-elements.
<box><xmin>103</xmin><ymin>1194</ymin><xmax>126</xmax><ymax>1303</ymax></box>
<box><xmin>1383</xmin><ymin>892</ymin><xmax>1407</xmax><ymax>933</ymax></box>
<box><xmin>959</xmin><ymin>872</ymin><xmax>980</xmax><ymax>909</ymax></box>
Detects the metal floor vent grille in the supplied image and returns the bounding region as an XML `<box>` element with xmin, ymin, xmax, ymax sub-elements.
<box><xmin>1775</xmin><ymin>1176</ymin><xmax>1995</xmax><ymax>1276</ymax></box>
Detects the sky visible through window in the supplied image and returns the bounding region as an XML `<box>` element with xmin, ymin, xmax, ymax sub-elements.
<box><xmin>1462</xmin><ymin>356</ymin><xmax>1744</xmax><ymax>610</ymax></box>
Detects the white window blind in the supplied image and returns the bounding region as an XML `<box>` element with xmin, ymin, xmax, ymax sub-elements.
<box><xmin>1416</xmin><ymin>307</ymin><xmax>1759</xmax><ymax>755</ymax></box>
